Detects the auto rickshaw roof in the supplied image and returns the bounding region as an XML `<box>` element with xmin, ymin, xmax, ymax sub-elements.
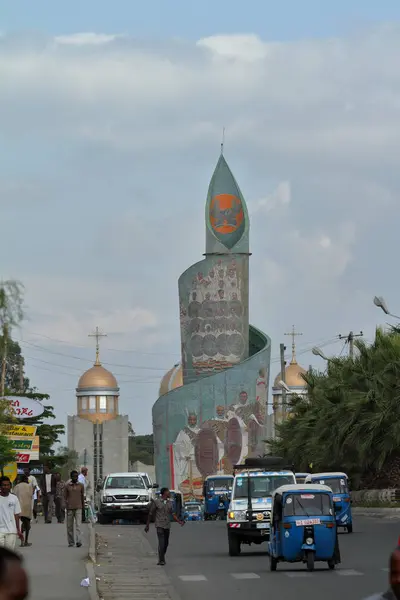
<box><xmin>295</xmin><ymin>472</ymin><xmax>311</xmax><ymax>476</ymax></box>
<box><xmin>305</xmin><ymin>472</ymin><xmax>348</xmax><ymax>480</ymax></box>
<box><xmin>272</xmin><ymin>483</ymin><xmax>334</xmax><ymax>498</ymax></box>
<box><xmin>205</xmin><ymin>475</ymin><xmax>234</xmax><ymax>480</ymax></box>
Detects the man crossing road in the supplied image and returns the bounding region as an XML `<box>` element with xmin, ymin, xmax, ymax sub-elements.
<box><xmin>145</xmin><ymin>487</ymin><xmax>184</xmax><ymax>566</ymax></box>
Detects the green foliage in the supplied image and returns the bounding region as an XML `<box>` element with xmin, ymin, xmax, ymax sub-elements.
<box><xmin>129</xmin><ymin>434</ymin><xmax>154</xmax><ymax>465</ymax></box>
<box><xmin>0</xmin><ymin>336</ymin><xmax>30</xmax><ymax>393</ymax></box>
<box><xmin>51</xmin><ymin>446</ymin><xmax>79</xmax><ymax>480</ymax></box>
<box><xmin>269</xmin><ymin>327</ymin><xmax>400</xmax><ymax>489</ymax></box>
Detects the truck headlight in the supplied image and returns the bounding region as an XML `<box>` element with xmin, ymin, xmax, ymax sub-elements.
<box><xmin>139</xmin><ymin>496</ymin><xmax>148</xmax><ymax>502</ymax></box>
<box><xmin>228</xmin><ymin>510</ymin><xmax>246</xmax><ymax>521</ymax></box>
<box><xmin>306</xmin><ymin>537</ymin><xmax>313</xmax><ymax>545</ymax></box>
<box><xmin>102</xmin><ymin>496</ymin><xmax>113</xmax><ymax>503</ymax></box>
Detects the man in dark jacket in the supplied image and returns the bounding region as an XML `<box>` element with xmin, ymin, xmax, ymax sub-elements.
<box><xmin>39</xmin><ymin>465</ymin><xmax>57</xmax><ymax>523</ymax></box>
<box><xmin>365</xmin><ymin>547</ymin><xmax>400</xmax><ymax>600</ymax></box>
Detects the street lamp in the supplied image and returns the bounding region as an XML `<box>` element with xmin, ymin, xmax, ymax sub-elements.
<box><xmin>373</xmin><ymin>296</ymin><xmax>400</xmax><ymax>320</ymax></box>
<box><xmin>278</xmin><ymin>380</ymin><xmax>291</xmax><ymax>393</ymax></box>
<box><xmin>312</xmin><ymin>347</ymin><xmax>328</xmax><ymax>361</ymax></box>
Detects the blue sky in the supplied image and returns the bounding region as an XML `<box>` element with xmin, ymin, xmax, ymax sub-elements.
<box><xmin>1</xmin><ymin>3</ymin><xmax>400</xmax><ymax>439</ymax></box>
<box><xmin>2</xmin><ymin>0</ymin><xmax>400</xmax><ymax>40</ymax></box>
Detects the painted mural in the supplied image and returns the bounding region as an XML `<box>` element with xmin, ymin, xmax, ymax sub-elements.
<box><xmin>178</xmin><ymin>254</ymin><xmax>249</xmax><ymax>382</ymax></box>
<box><xmin>153</xmin><ymin>333</ymin><xmax>271</xmax><ymax>501</ymax></box>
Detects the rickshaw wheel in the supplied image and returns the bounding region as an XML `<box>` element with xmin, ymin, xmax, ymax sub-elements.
<box><xmin>328</xmin><ymin>559</ymin><xmax>335</xmax><ymax>570</ymax></box>
<box><xmin>346</xmin><ymin>524</ymin><xmax>353</xmax><ymax>533</ymax></box>
<box><xmin>270</xmin><ymin>555</ymin><xmax>278</xmax><ymax>571</ymax></box>
<box><xmin>306</xmin><ymin>552</ymin><xmax>315</xmax><ymax>572</ymax></box>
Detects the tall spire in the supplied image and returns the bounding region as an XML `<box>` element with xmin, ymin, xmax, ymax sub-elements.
<box><xmin>205</xmin><ymin>153</ymin><xmax>249</xmax><ymax>255</ymax></box>
<box><xmin>284</xmin><ymin>325</ymin><xmax>303</xmax><ymax>364</ymax></box>
<box><xmin>88</xmin><ymin>326</ymin><xmax>107</xmax><ymax>366</ymax></box>
<box><xmin>220</xmin><ymin>127</ymin><xmax>225</xmax><ymax>155</ymax></box>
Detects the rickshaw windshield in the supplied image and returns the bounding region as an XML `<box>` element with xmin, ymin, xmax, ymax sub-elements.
<box><xmin>283</xmin><ymin>493</ymin><xmax>332</xmax><ymax>516</ymax></box>
<box><xmin>312</xmin><ymin>477</ymin><xmax>348</xmax><ymax>494</ymax></box>
<box><xmin>186</xmin><ymin>505</ymin><xmax>201</xmax><ymax>512</ymax></box>
<box><xmin>234</xmin><ymin>475</ymin><xmax>295</xmax><ymax>499</ymax></box>
<box><xmin>207</xmin><ymin>478</ymin><xmax>233</xmax><ymax>492</ymax></box>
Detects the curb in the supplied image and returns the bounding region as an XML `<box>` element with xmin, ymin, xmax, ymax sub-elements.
<box><xmin>353</xmin><ymin>507</ymin><xmax>400</xmax><ymax>517</ymax></box>
<box><xmin>86</xmin><ymin>523</ymin><xmax>99</xmax><ymax>600</ymax></box>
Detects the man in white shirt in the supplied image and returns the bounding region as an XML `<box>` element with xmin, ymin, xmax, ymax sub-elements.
<box><xmin>0</xmin><ymin>477</ymin><xmax>23</xmax><ymax>551</ymax></box>
<box><xmin>78</xmin><ymin>468</ymin><xmax>90</xmax><ymax>523</ymax></box>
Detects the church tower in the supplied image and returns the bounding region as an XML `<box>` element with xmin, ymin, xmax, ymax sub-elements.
<box><xmin>67</xmin><ymin>327</ymin><xmax>129</xmax><ymax>491</ymax></box>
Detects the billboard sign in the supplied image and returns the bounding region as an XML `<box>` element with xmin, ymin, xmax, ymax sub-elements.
<box><xmin>15</xmin><ymin>453</ymin><xmax>30</xmax><ymax>464</ymax></box>
<box><xmin>9</xmin><ymin>438</ymin><xmax>34</xmax><ymax>451</ymax></box>
<box><xmin>2</xmin><ymin>425</ymin><xmax>37</xmax><ymax>437</ymax></box>
<box><xmin>4</xmin><ymin>397</ymin><xmax>45</xmax><ymax>419</ymax></box>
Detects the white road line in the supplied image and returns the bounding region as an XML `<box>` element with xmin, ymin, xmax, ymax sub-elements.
<box><xmin>285</xmin><ymin>572</ymin><xmax>313</xmax><ymax>578</ymax></box>
<box><xmin>382</xmin><ymin>568</ymin><xmax>390</xmax><ymax>572</ymax></box>
<box><xmin>336</xmin><ymin>569</ymin><xmax>363</xmax><ymax>576</ymax></box>
<box><xmin>179</xmin><ymin>575</ymin><xmax>208</xmax><ymax>582</ymax></box>
<box><xmin>231</xmin><ymin>573</ymin><xmax>260</xmax><ymax>579</ymax></box>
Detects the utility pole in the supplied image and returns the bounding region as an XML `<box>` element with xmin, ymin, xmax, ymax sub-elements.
<box><xmin>0</xmin><ymin>324</ymin><xmax>8</xmax><ymax>398</ymax></box>
<box><xmin>19</xmin><ymin>356</ymin><xmax>24</xmax><ymax>393</ymax></box>
<box><xmin>339</xmin><ymin>330</ymin><xmax>363</xmax><ymax>359</ymax></box>
<box><xmin>280</xmin><ymin>343</ymin><xmax>286</xmax><ymax>415</ymax></box>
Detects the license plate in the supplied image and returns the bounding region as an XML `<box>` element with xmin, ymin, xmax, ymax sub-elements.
<box><xmin>296</xmin><ymin>519</ymin><xmax>321</xmax><ymax>526</ymax></box>
<box><xmin>256</xmin><ymin>523</ymin><xmax>269</xmax><ymax>529</ymax></box>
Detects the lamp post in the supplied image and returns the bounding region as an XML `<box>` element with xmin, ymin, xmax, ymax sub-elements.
<box><xmin>373</xmin><ymin>296</ymin><xmax>400</xmax><ymax>320</ymax></box>
<box><xmin>312</xmin><ymin>347</ymin><xmax>328</xmax><ymax>361</ymax></box>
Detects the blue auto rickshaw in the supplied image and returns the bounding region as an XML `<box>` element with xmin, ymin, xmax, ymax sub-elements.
<box><xmin>268</xmin><ymin>484</ymin><xmax>341</xmax><ymax>572</ymax></box>
<box><xmin>305</xmin><ymin>472</ymin><xmax>352</xmax><ymax>533</ymax></box>
<box><xmin>183</xmin><ymin>502</ymin><xmax>203</xmax><ymax>521</ymax></box>
<box><xmin>203</xmin><ymin>475</ymin><xmax>234</xmax><ymax>520</ymax></box>
<box><xmin>295</xmin><ymin>473</ymin><xmax>311</xmax><ymax>484</ymax></box>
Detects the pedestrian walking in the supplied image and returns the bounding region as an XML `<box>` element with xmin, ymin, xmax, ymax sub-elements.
<box><xmin>54</xmin><ymin>473</ymin><xmax>66</xmax><ymax>524</ymax></box>
<box><xmin>145</xmin><ymin>487</ymin><xmax>184</xmax><ymax>566</ymax></box>
<box><xmin>0</xmin><ymin>477</ymin><xmax>23</xmax><ymax>551</ymax></box>
<box><xmin>0</xmin><ymin>546</ymin><xmax>28</xmax><ymax>600</ymax></box>
<box><xmin>13</xmin><ymin>476</ymin><xmax>33</xmax><ymax>547</ymax></box>
<box><xmin>78</xmin><ymin>467</ymin><xmax>91</xmax><ymax>523</ymax></box>
<box><xmin>39</xmin><ymin>465</ymin><xmax>56</xmax><ymax>523</ymax></box>
<box><xmin>364</xmin><ymin>546</ymin><xmax>400</xmax><ymax>599</ymax></box>
<box><xmin>64</xmin><ymin>470</ymin><xmax>84</xmax><ymax>548</ymax></box>
<box><xmin>32</xmin><ymin>483</ymin><xmax>39</xmax><ymax>522</ymax></box>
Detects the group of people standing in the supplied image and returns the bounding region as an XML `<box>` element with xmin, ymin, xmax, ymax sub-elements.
<box><xmin>0</xmin><ymin>464</ymin><xmax>91</xmax><ymax>551</ymax></box>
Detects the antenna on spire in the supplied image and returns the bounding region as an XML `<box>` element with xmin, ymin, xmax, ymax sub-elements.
<box><xmin>88</xmin><ymin>326</ymin><xmax>107</xmax><ymax>365</ymax></box>
<box><xmin>284</xmin><ymin>325</ymin><xmax>303</xmax><ymax>364</ymax></box>
<box><xmin>221</xmin><ymin>127</ymin><xmax>225</xmax><ymax>155</ymax></box>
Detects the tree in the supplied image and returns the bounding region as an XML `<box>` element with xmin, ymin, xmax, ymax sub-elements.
<box><xmin>269</xmin><ymin>327</ymin><xmax>400</xmax><ymax>489</ymax></box>
<box><xmin>129</xmin><ymin>434</ymin><xmax>154</xmax><ymax>465</ymax></box>
<box><xmin>0</xmin><ymin>337</ymin><xmax>30</xmax><ymax>393</ymax></box>
<box><xmin>51</xmin><ymin>446</ymin><xmax>79</xmax><ymax>480</ymax></box>
<box><xmin>0</xmin><ymin>281</ymin><xmax>24</xmax><ymax>397</ymax></box>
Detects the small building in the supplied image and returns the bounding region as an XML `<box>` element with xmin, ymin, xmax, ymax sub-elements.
<box><xmin>68</xmin><ymin>337</ymin><xmax>129</xmax><ymax>493</ymax></box>
<box><xmin>272</xmin><ymin>334</ymin><xmax>307</xmax><ymax>435</ymax></box>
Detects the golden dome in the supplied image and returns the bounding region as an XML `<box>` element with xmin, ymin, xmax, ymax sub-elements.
<box><xmin>273</xmin><ymin>360</ymin><xmax>307</xmax><ymax>388</ymax></box>
<box><xmin>77</xmin><ymin>363</ymin><xmax>118</xmax><ymax>390</ymax></box>
<box><xmin>159</xmin><ymin>363</ymin><xmax>183</xmax><ymax>397</ymax></box>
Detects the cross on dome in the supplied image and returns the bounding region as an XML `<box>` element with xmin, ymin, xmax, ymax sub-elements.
<box><xmin>284</xmin><ymin>325</ymin><xmax>303</xmax><ymax>364</ymax></box>
<box><xmin>88</xmin><ymin>326</ymin><xmax>107</xmax><ymax>366</ymax></box>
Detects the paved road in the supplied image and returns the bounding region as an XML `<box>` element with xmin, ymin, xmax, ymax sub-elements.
<box><xmin>143</xmin><ymin>516</ymin><xmax>396</xmax><ymax>600</ymax></box>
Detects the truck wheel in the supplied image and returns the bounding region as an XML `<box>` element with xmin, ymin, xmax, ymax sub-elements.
<box><xmin>328</xmin><ymin>559</ymin><xmax>335</xmax><ymax>570</ymax></box>
<box><xmin>228</xmin><ymin>531</ymin><xmax>241</xmax><ymax>556</ymax></box>
<box><xmin>306</xmin><ymin>552</ymin><xmax>315</xmax><ymax>572</ymax></box>
<box><xmin>270</xmin><ymin>555</ymin><xmax>278</xmax><ymax>571</ymax></box>
<box><xmin>346</xmin><ymin>524</ymin><xmax>353</xmax><ymax>533</ymax></box>
<box><xmin>98</xmin><ymin>513</ymin><xmax>110</xmax><ymax>525</ymax></box>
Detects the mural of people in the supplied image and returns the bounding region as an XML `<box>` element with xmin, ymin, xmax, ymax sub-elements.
<box><xmin>172</xmin><ymin>412</ymin><xmax>202</xmax><ymax>501</ymax></box>
<box><xmin>188</xmin><ymin>292</ymin><xmax>201</xmax><ymax>318</ymax></box>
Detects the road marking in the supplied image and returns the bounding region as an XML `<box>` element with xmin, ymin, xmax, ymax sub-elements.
<box><xmin>337</xmin><ymin>569</ymin><xmax>363</xmax><ymax>576</ymax></box>
<box><xmin>179</xmin><ymin>575</ymin><xmax>207</xmax><ymax>582</ymax></box>
<box><xmin>382</xmin><ymin>568</ymin><xmax>389</xmax><ymax>572</ymax></box>
<box><xmin>285</xmin><ymin>572</ymin><xmax>313</xmax><ymax>578</ymax></box>
<box><xmin>231</xmin><ymin>573</ymin><xmax>260</xmax><ymax>579</ymax></box>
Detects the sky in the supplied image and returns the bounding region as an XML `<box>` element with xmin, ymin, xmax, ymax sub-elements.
<box><xmin>1</xmin><ymin>1</ymin><xmax>400</xmax><ymax>440</ymax></box>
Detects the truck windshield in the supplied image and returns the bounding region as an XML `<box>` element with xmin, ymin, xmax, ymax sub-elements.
<box><xmin>312</xmin><ymin>477</ymin><xmax>348</xmax><ymax>494</ymax></box>
<box><xmin>283</xmin><ymin>493</ymin><xmax>332</xmax><ymax>516</ymax></box>
<box><xmin>233</xmin><ymin>475</ymin><xmax>295</xmax><ymax>499</ymax></box>
<box><xmin>207</xmin><ymin>478</ymin><xmax>233</xmax><ymax>491</ymax></box>
<box><xmin>105</xmin><ymin>476</ymin><xmax>145</xmax><ymax>489</ymax></box>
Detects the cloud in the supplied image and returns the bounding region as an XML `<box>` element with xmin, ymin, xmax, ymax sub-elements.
<box><xmin>1</xmin><ymin>26</ymin><xmax>398</xmax><ymax>435</ymax></box>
